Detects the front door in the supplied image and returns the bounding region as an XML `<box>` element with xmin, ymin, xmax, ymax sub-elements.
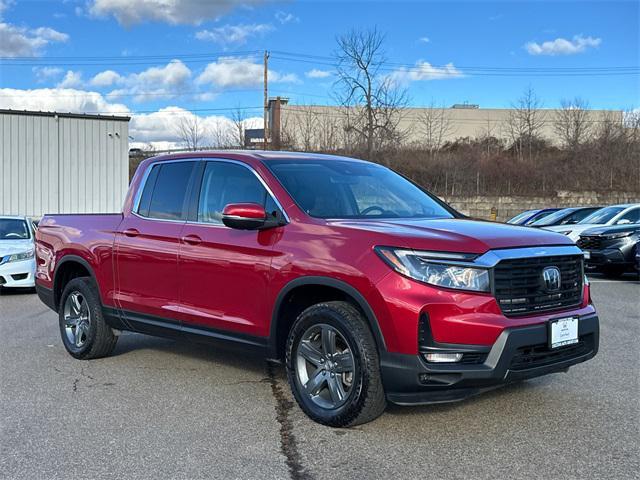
<box><xmin>177</xmin><ymin>160</ymin><xmax>284</xmax><ymax>338</ymax></box>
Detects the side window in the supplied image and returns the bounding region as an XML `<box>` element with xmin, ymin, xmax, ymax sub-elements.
<box><xmin>197</xmin><ymin>162</ymin><xmax>270</xmax><ymax>224</ymax></box>
<box><xmin>143</xmin><ymin>162</ymin><xmax>195</xmax><ymax>220</ymax></box>
<box><xmin>137</xmin><ymin>164</ymin><xmax>160</xmax><ymax>217</ymax></box>
<box><xmin>617</xmin><ymin>208</ymin><xmax>640</xmax><ymax>224</ymax></box>
<box><xmin>564</xmin><ymin>209</ymin><xmax>593</xmax><ymax>225</ymax></box>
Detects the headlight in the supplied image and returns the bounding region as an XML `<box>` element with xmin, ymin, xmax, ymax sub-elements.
<box><xmin>603</xmin><ymin>231</ymin><xmax>633</xmax><ymax>240</ymax></box>
<box><xmin>5</xmin><ymin>250</ymin><xmax>35</xmax><ymax>263</ymax></box>
<box><xmin>375</xmin><ymin>247</ymin><xmax>490</xmax><ymax>292</ymax></box>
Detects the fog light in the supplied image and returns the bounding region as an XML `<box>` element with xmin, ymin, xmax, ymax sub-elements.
<box><xmin>423</xmin><ymin>352</ymin><xmax>463</xmax><ymax>363</ymax></box>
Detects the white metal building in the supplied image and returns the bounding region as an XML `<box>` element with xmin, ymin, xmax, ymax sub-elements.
<box><xmin>0</xmin><ymin>109</ymin><xmax>130</xmax><ymax>218</ymax></box>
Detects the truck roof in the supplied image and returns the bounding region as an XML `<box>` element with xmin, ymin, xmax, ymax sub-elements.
<box><xmin>145</xmin><ymin>150</ymin><xmax>369</xmax><ymax>165</ymax></box>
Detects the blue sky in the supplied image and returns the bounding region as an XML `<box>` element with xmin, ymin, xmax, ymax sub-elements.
<box><xmin>0</xmin><ymin>0</ymin><xmax>638</xmax><ymax>145</ymax></box>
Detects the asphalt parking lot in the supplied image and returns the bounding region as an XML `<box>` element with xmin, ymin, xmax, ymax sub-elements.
<box><xmin>1</xmin><ymin>275</ymin><xmax>638</xmax><ymax>480</ymax></box>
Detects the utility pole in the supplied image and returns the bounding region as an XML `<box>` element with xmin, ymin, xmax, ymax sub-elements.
<box><xmin>263</xmin><ymin>50</ymin><xmax>270</xmax><ymax>150</ymax></box>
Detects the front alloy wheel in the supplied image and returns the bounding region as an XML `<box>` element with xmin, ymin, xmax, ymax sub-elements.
<box><xmin>295</xmin><ymin>324</ymin><xmax>356</xmax><ymax>409</ymax></box>
<box><xmin>286</xmin><ymin>301</ymin><xmax>386</xmax><ymax>427</ymax></box>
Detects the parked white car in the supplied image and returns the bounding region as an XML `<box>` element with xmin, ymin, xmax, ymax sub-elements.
<box><xmin>0</xmin><ymin>216</ymin><xmax>37</xmax><ymax>289</ymax></box>
<box><xmin>544</xmin><ymin>203</ymin><xmax>640</xmax><ymax>242</ymax></box>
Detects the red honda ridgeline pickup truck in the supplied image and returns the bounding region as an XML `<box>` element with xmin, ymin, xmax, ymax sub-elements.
<box><xmin>35</xmin><ymin>151</ymin><xmax>599</xmax><ymax>427</ymax></box>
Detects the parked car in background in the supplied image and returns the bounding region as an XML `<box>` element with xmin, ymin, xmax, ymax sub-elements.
<box><xmin>544</xmin><ymin>204</ymin><xmax>640</xmax><ymax>242</ymax></box>
<box><xmin>34</xmin><ymin>151</ymin><xmax>599</xmax><ymax>427</ymax></box>
<box><xmin>0</xmin><ymin>216</ymin><xmax>36</xmax><ymax>289</ymax></box>
<box><xmin>506</xmin><ymin>208</ymin><xmax>561</xmax><ymax>226</ymax></box>
<box><xmin>529</xmin><ymin>207</ymin><xmax>602</xmax><ymax>228</ymax></box>
<box><xmin>578</xmin><ymin>224</ymin><xmax>640</xmax><ymax>277</ymax></box>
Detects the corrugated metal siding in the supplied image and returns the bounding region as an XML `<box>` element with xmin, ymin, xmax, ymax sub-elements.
<box><xmin>0</xmin><ymin>112</ymin><xmax>128</xmax><ymax>217</ymax></box>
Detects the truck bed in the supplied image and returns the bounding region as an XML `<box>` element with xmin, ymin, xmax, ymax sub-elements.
<box><xmin>35</xmin><ymin>213</ymin><xmax>124</xmax><ymax>306</ymax></box>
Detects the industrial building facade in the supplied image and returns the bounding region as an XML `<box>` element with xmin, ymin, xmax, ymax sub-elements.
<box><xmin>0</xmin><ymin>110</ymin><xmax>129</xmax><ymax>218</ymax></box>
<box><xmin>269</xmin><ymin>99</ymin><xmax>624</xmax><ymax>150</ymax></box>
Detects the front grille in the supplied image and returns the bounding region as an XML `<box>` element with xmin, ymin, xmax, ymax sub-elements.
<box><xmin>494</xmin><ymin>255</ymin><xmax>583</xmax><ymax>317</ymax></box>
<box><xmin>577</xmin><ymin>235</ymin><xmax>603</xmax><ymax>250</ymax></box>
<box><xmin>510</xmin><ymin>334</ymin><xmax>594</xmax><ymax>370</ymax></box>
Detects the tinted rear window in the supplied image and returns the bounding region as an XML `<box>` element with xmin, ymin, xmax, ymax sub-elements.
<box><xmin>143</xmin><ymin>162</ymin><xmax>195</xmax><ymax>220</ymax></box>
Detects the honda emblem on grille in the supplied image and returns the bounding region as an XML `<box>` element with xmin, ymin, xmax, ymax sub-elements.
<box><xmin>542</xmin><ymin>266</ymin><xmax>561</xmax><ymax>291</ymax></box>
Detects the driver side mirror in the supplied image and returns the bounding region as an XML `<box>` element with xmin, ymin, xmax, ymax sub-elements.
<box><xmin>616</xmin><ymin>219</ymin><xmax>631</xmax><ymax>225</ymax></box>
<box><xmin>222</xmin><ymin>203</ymin><xmax>283</xmax><ymax>230</ymax></box>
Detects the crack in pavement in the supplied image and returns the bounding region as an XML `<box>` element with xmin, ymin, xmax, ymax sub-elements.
<box><xmin>267</xmin><ymin>361</ymin><xmax>314</xmax><ymax>480</ymax></box>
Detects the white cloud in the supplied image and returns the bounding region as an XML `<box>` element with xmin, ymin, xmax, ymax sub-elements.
<box><xmin>57</xmin><ymin>70</ymin><xmax>83</xmax><ymax>88</ymax></box>
<box><xmin>88</xmin><ymin>0</ymin><xmax>265</xmax><ymax>26</ymax></box>
<box><xmin>197</xmin><ymin>57</ymin><xmax>299</xmax><ymax>88</ymax></box>
<box><xmin>33</xmin><ymin>66</ymin><xmax>64</xmax><ymax>82</ymax></box>
<box><xmin>305</xmin><ymin>68</ymin><xmax>331</xmax><ymax>79</ymax></box>
<box><xmin>32</xmin><ymin>27</ymin><xmax>69</xmax><ymax>43</ymax></box>
<box><xmin>0</xmin><ymin>22</ymin><xmax>68</xmax><ymax>56</ymax></box>
<box><xmin>275</xmin><ymin>11</ymin><xmax>298</xmax><ymax>24</ymax></box>
<box><xmin>525</xmin><ymin>35</ymin><xmax>601</xmax><ymax>56</ymax></box>
<box><xmin>90</xmin><ymin>69</ymin><xmax>123</xmax><ymax>87</ymax></box>
<box><xmin>130</xmin><ymin>106</ymin><xmax>262</xmax><ymax>147</ymax></box>
<box><xmin>0</xmin><ymin>87</ymin><xmax>265</xmax><ymax>149</ymax></box>
<box><xmin>195</xmin><ymin>23</ymin><xmax>273</xmax><ymax>46</ymax></box>
<box><xmin>0</xmin><ymin>0</ymin><xmax>11</xmax><ymax>17</ymax></box>
<box><xmin>418</xmin><ymin>36</ymin><xmax>430</xmax><ymax>43</ymax></box>
<box><xmin>0</xmin><ymin>87</ymin><xmax>130</xmax><ymax>115</ymax></box>
<box><xmin>100</xmin><ymin>60</ymin><xmax>191</xmax><ymax>101</ymax></box>
<box><xmin>390</xmin><ymin>60</ymin><xmax>463</xmax><ymax>84</ymax></box>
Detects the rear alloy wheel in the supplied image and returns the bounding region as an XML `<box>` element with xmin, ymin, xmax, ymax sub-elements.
<box><xmin>59</xmin><ymin>277</ymin><xmax>117</xmax><ymax>359</ymax></box>
<box><xmin>286</xmin><ymin>301</ymin><xmax>386</xmax><ymax>427</ymax></box>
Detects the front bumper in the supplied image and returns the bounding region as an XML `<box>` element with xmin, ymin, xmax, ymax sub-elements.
<box><xmin>584</xmin><ymin>249</ymin><xmax>634</xmax><ymax>269</ymax></box>
<box><xmin>381</xmin><ymin>313</ymin><xmax>599</xmax><ymax>405</ymax></box>
<box><xmin>0</xmin><ymin>258</ymin><xmax>36</xmax><ymax>288</ymax></box>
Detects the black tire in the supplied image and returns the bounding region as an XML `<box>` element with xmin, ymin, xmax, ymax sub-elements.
<box><xmin>59</xmin><ymin>277</ymin><xmax>117</xmax><ymax>360</ymax></box>
<box><xmin>285</xmin><ymin>301</ymin><xmax>386</xmax><ymax>427</ymax></box>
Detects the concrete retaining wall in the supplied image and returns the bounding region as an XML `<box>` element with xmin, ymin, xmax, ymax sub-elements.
<box><xmin>443</xmin><ymin>191</ymin><xmax>640</xmax><ymax>222</ymax></box>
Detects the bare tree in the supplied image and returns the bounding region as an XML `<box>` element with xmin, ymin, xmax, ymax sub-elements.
<box><xmin>334</xmin><ymin>28</ymin><xmax>408</xmax><ymax>159</ymax></box>
<box><xmin>175</xmin><ymin>115</ymin><xmax>207</xmax><ymax>151</ymax></box>
<box><xmin>417</xmin><ymin>101</ymin><xmax>456</xmax><ymax>159</ymax></box>
<box><xmin>230</xmin><ymin>107</ymin><xmax>246</xmax><ymax>148</ymax></box>
<box><xmin>210</xmin><ymin>120</ymin><xmax>235</xmax><ymax>148</ymax></box>
<box><xmin>294</xmin><ymin>105</ymin><xmax>321</xmax><ymax>151</ymax></box>
<box><xmin>505</xmin><ymin>86</ymin><xmax>546</xmax><ymax>161</ymax></box>
<box><xmin>554</xmin><ymin>97</ymin><xmax>592</xmax><ymax>149</ymax></box>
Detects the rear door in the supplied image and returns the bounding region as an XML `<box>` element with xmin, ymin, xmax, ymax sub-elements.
<box><xmin>114</xmin><ymin>160</ymin><xmax>198</xmax><ymax>327</ymax></box>
<box><xmin>176</xmin><ymin>160</ymin><xmax>285</xmax><ymax>338</ymax></box>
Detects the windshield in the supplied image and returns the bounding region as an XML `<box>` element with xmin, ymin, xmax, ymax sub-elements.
<box><xmin>507</xmin><ymin>210</ymin><xmax>537</xmax><ymax>224</ymax></box>
<box><xmin>0</xmin><ymin>219</ymin><xmax>30</xmax><ymax>240</ymax></box>
<box><xmin>530</xmin><ymin>209</ymin><xmax>575</xmax><ymax>226</ymax></box>
<box><xmin>578</xmin><ymin>206</ymin><xmax>624</xmax><ymax>225</ymax></box>
<box><xmin>266</xmin><ymin>160</ymin><xmax>454</xmax><ymax>220</ymax></box>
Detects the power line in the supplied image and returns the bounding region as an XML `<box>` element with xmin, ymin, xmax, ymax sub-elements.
<box><xmin>271</xmin><ymin>50</ymin><xmax>639</xmax><ymax>72</ymax></box>
<box><xmin>0</xmin><ymin>88</ymin><xmax>263</xmax><ymax>98</ymax></box>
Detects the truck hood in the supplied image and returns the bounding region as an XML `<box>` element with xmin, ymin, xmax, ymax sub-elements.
<box><xmin>0</xmin><ymin>239</ymin><xmax>34</xmax><ymax>257</ymax></box>
<box><xmin>329</xmin><ymin>218</ymin><xmax>573</xmax><ymax>254</ymax></box>
<box><xmin>543</xmin><ymin>223</ymin><xmax>605</xmax><ymax>242</ymax></box>
<box><xmin>580</xmin><ymin>224</ymin><xmax>640</xmax><ymax>236</ymax></box>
